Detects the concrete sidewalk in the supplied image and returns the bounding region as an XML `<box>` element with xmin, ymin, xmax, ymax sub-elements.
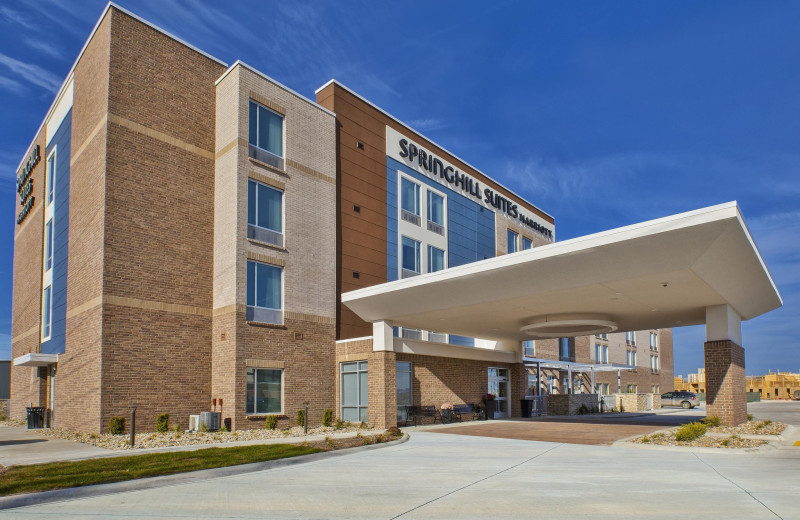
<box><xmin>0</xmin><ymin>426</ymin><xmax>385</xmax><ymax>467</ymax></box>
<box><xmin>0</xmin><ymin>431</ymin><xmax>797</xmax><ymax>519</ymax></box>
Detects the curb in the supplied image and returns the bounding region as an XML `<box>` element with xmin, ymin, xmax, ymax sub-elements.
<box><xmin>0</xmin><ymin>433</ymin><xmax>410</xmax><ymax>511</ymax></box>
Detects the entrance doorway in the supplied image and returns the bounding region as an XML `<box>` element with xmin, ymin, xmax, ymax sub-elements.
<box><xmin>488</xmin><ymin>367</ymin><xmax>509</xmax><ymax>418</ymax></box>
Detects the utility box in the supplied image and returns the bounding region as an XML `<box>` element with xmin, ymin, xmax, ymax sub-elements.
<box><xmin>199</xmin><ymin>411</ymin><xmax>221</xmax><ymax>431</ymax></box>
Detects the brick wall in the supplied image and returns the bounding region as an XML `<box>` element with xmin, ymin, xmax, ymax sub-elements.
<box><xmin>704</xmin><ymin>340</ymin><xmax>746</xmax><ymax>426</ymax></box>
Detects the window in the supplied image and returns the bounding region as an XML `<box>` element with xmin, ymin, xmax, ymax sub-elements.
<box><xmin>46</xmin><ymin>149</ymin><xmax>56</xmax><ymax>205</ymax></box>
<box><xmin>526</xmin><ymin>373</ymin><xmax>539</xmax><ymax>396</ymax></box>
<box><xmin>650</xmin><ymin>332</ymin><xmax>658</xmax><ymax>350</ymax></box>
<box><xmin>341</xmin><ymin>361</ymin><xmax>368</xmax><ymax>422</ymax></box>
<box><xmin>595</xmin><ymin>344</ymin><xmax>609</xmax><ymax>364</ymax></box>
<box><xmin>41</xmin><ymin>285</ymin><xmax>52</xmax><ymax>340</ymax></box>
<box><xmin>246</xmin><ymin>368</ymin><xmax>282</xmax><ymax>414</ymax></box>
<box><xmin>427</xmin><ymin>190</ymin><xmax>445</xmax><ymax>234</ymax></box>
<box><xmin>427</xmin><ymin>245</ymin><xmax>445</xmax><ymax>273</ymax></box>
<box><xmin>396</xmin><ymin>362</ymin><xmax>413</xmax><ymax>422</ymax></box>
<box><xmin>626</xmin><ymin>331</ymin><xmax>636</xmax><ymax>345</ymax></box>
<box><xmin>559</xmin><ymin>337</ymin><xmax>570</xmax><ymax>361</ymax></box>
<box><xmin>573</xmin><ymin>377</ymin><xmax>582</xmax><ymax>394</ymax></box>
<box><xmin>595</xmin><ymin>383</ymin><xmax>610</xmax><ymax>395</ymax></box>
<box><xmin>547</xmin><ymin>376</ymin><xmax>557</xmax><ymax>394</ymax></box>
<box><xmin>248</xmin><ymin>100</ymin><xmax>283</xmax><ymax>157</ymax></box>
<box><xmin>522</xmin><ymin>236</ymin><xmax>532</xmax><ymax>250</ymax></box>
<box><xmin>44</xmin><ymin>219</ymin><xmax>53</xmax><ymax>272</ymax></box>
<box><xmin>522</xmin><ymin>340</ymin><xmax>535</xmax><ymax>357</ymax></box>
<box><xmin>651</xmin><ymin>355</ymin><xmax>659</xmax><ymax>373</ymax></box>
<box><xmin>247</xmin><ymin>180</ymin><xmax>283</xmax><ymax>246</ymax></box>
<box><xmin>626</xmin><ymin>351</ymin><xmax>637</xmax><ymax>367</ymax></box>
<box><xmin>400</xmin><ymin>177</ymin><xmax>420</xmax><ymax>225</ymax></box>
<box><xmin>507</xmin><ymin>229</ymin><xmax>518</xmax><ymax>253</ymax></box>
<box><xmin>401</xmin><ymin>236</ymin><xmax>421</xmax><ymax>276</ymax></box>
<box><xmin>246</xmin><ymin>260</ymin><xmax>282</xmax><ymax>324</ymax></box>
<box><xmin>652</xmin><ymin>385</ymin><xmax>660</xmax><ymax>394</ymax></box>
<box><xmin>627</xmin><ymin>384</ymin><xmax>637</xmax><ymax>393</ymax></box>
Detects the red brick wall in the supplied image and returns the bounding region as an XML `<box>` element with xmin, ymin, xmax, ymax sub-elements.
<box><xmin>704</xmin><ymin>340</ymin><xmax>746</xmax><ymax>426</ymax></box>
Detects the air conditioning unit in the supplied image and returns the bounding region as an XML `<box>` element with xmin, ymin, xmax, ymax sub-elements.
<box><xmin>188</xmin><ymin>415</ymin><xmax>200</xmax><ymax>432</ymax></box>
<box><xmin>199</xmin><ymin>411</ymin><xmax>221</xmax><ymax>431</ymax></box>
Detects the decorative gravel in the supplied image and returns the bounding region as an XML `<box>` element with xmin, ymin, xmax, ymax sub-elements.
<box><xmin>629</xmin><ymin>419</ymin><xmax>787</xmax><ymax>449</ymax></box>
<box><xmin>28</xmin><ymin>424</ymin><xmax>369</xmax><ymax>450</ymax></box>
<box><xmin>710</xmin><ymin>420</ymin><xmax>786</xmax><ymax>436</ymax></box>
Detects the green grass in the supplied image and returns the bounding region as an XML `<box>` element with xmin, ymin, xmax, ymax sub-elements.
<box><xmin>0</xmin><ymin>443</ymin><xmax>322</xmax><ymax>496</ymax></box>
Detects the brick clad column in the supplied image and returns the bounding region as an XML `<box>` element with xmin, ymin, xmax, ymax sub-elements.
<box><xmin>368</xmin><ymin>351</ymin><xmax>397</xmax><ymax>429</ymax></box>
<box><xmin>704</xmin><ymin>340</ymin><xmax>746</xmax><ymax>426</ymax></box>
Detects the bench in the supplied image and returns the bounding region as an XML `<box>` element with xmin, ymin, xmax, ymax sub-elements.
<box><xmin>419</xmin><ymin>405</ymin><xmax>442</xmax><ymax>424</ymax></box>
<box><xmin>452</xmin><ymin>403</ymin><xmax>482</xmax><ymax>422</ymax></box>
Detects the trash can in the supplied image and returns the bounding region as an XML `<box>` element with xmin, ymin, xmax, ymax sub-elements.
<box><xmin>26</xmin><ymin>407</ymin><xmax>46</xmax><ymax>429</ymax></box>
<box><xmin>520</xmin><ymin>399</ymin><xmax>533</xmax><ymax>418</ymax></box>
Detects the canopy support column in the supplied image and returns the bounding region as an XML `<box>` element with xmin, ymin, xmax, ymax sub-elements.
<box><xmin>705</xmin><ymin>304</ymin><xmax>746</xmax><ymax>426</ymax></box>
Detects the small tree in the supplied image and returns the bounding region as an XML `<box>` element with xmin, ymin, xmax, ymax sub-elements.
<box><xmin>296</xmin><ymin>409</ymin><xmax>305</xmax><ymax>427</ymax></box>
<box><xmin>265</xmin><ymin>415</ymin><xmax>278</xmax><ymax>430</ymax></box>
<box><xmin>322</xmin><ymin>409</ymin><xmax>334</xmax><ymax>427</ymax></box>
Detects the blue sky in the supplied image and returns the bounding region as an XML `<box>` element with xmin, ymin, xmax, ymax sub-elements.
<box><xmin>0</xmin><ymin>1</ymin><xmax>798</xmax><ymax>376</ymax></box>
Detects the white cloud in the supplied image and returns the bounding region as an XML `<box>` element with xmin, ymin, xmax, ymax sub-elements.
<box><xmin>0</xmin><ymin>52</ymin><xmax>62</xmax><ymax>93</ymax></box>
<box><xmin>23</xmin><ymin>38</ymin><xmax>62</xmax><ymax>59</ymax></box>
<box><xmin>0</xmin><ymin>6</ymin><xmax>36</xmax><ymax>30</ymax></box>
<box><xmin>407</xmin><ymin>118</ymin><xmax>447</xmax><ymax>133</ymax></box>
<box><xmin>0</xmin><ymin>76</ymin><xmax>24</xmax><ymax>94</ymax></box>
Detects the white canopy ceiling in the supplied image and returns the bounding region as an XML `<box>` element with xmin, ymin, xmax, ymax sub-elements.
<box><xmin>343</xmin><ymin>202</ymin><xmax>782</xmax><ymax>341</ymax></box>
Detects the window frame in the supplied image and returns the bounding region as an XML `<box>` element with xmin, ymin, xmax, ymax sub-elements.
<box><xmin>522</xmin><ymin>236</ymin><xmax>532</xmax><ymax>250</ymax></box>
<box><xmin>507</xmin><ymin>229</ymin><xmax>519</xmax><ymax>254</ymax></box>
<box><xmin>427</xmin><ymin>244</ymin><xmax>446</xmax><ymax>273</ymax></box>
<box><xmin>401</xmin><ymin>235</ymin><xmax>421</xmax><ymax>276</ymax></box>
<box><xmin>46</xmin><ymin>147</ymin><xmax>56</xmax><ymax>206</ymax></box>
<box><xmin>400</xmin><ymin>176</ymin><xmax>421</xmax><ymax>217</ymax></box>
<box><xmin>44</xmin><ymin>219</ymin><xmax>53</xmax><ymax>272</ymax></box>
<box><xmin>41</xmin><ymin>284</ymin><xmax>52</xmax><ymax>342</ymax></box>
<box><xmin>247</xmin><ymin>179</ymin><xmax>284</xmax><ymax>235</ymax></box>
<box><xmin>340</xmin><ymin>361</ymin><xmax>368</xmax><ymax>422</ymax></box>
<box><xmin>248</xmin><ymin>100</ymin><xmax>285</xmax><ymax>159</ymax></box>
<box><xmin>246</xmin><ymin>367</ymin><xmax>284</xmax><ymax>416</ymax></box>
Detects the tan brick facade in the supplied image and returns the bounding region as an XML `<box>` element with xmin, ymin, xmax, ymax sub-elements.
<box><xmin>704</xmin><ymin>340</ymin><xmax>747</xmax><ymax>426</ymax></box>
<box><xmin>10</xmin><ymin>4</ymin><xmax>676</xmax><ymax>436</ymax></box>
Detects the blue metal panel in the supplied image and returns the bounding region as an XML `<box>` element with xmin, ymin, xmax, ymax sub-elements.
<box><xmin>41</xmin><ymin>111</ymin><xmax>71</xmax><ymax>356</ymax></box>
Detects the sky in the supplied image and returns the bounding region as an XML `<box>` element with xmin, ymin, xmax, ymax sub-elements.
<box><xmin>0</xmin><ymin>0</ymin><xmax>798</xmax><ymax>377</ymax></box>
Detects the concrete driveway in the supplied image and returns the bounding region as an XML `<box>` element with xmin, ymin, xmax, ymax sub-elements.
<box><xmin>1</xmin><ymin>429</ymin><xmax>797</xmax><ymax>519</ymax></box>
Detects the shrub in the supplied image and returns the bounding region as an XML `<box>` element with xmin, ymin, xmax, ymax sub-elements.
<box><xmin>747</xmin><ymin>413</ymin><xmax>754</xmax><ymax>422</ymax></box>
<box><xmin>296</xmin><ymin>409</ymin><xmax>305</xmax><ymax>427</ymax></box>
<box><xmin>109</xmin><ymin>416</ymin><xmax>125</xmax><ymax>435</ymax></box>
<box><xmin>701</xmin><ymin>415</ymin><xmax>721</xmax><ymax>427</ymax></box>
<box><xmin>219</xmin><ymin>423</ymin><xmax>229</xmax><ymax>433</ymax></box>
<box><xmin>641</xmin><ymin>435</ymin><xmax>651</xmax><ymax>443</ymax></box>
<box><xmin>385</xmin><ymin>426</ymin><xmax>402</xmax><ymax>438</ymax></box>
<box><xmin>325</xmin><ymin>435</ymin><xmax>335</xmax><ymax>449</ymax></box>
<box><xmin>155</xmin><ymin>413</ymin><xmax>169</xmax><ymax>433</ymax></box>
<box><xmin>359</xmin><ymin>420</ymin><xmax>368</xmax><ymax>429</ymax></box>
<box><xmin>200</xmin><ymin>422</ymin><xmax>208</xmax><ymax>433</ymax></box>
<box><xmin>265</xmin><ymin>416</ymin><xmax>278</xmax><ymax>430</ymax></box>
<box><xmin>173</xmin><ymin>423</ymin><xmax>181</xmax><ymax>433</ymax></box>
<box><xmin>322</xmin><ymin>409</ymin><xmax>334</xmax><ymax>427</ymax></box>
<box><xmin>334</xmin><ymin>418</ymin><xmax>343</xmax><ymax>429</ymax></box>
<box><xmin>577</xmin><ymin>404</ymin><xmax>589</xmax><ymax>415</ymax></box>
<box><xmin>675</xmin><ymin>422</ymin><xmax>707</xmax><ymax>442</ymax></box>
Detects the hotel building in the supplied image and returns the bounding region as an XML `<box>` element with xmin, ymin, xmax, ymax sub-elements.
<box><xmin>11</xmin><ymin>3</ymin><xmax>713</xmax><ymax>433</ymax></box>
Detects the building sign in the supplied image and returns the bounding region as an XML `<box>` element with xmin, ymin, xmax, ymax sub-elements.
<box><xmin>386</xmin><ymin>127</ymin><xmax>553</xmax><ymax>239</ymax></box>
<box><xmin>16</xmin><ymin>145</ymin><xmax>39</xmax><ymax>225</ymax></box>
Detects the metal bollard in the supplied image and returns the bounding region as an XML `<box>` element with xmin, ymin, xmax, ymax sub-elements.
<box><xmin>130</xmin><ymin>406</ymin><xmax>136</xmax><ymax>447</ymax></box>
<box><xmin>304</xmin><ymin>404</ymin><xmax>308</xmax><ymax>434</ymax></box>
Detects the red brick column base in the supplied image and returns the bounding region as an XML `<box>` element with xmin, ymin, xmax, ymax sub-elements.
<box><xmin>704</xmin><ymin>340</ymin><xmax>746</xmax><ymax>426</ymax></box>
<box><xmin>368</xmin><ymin>351</ymin><xmax>397</xmax><ymax>430</ymax></box>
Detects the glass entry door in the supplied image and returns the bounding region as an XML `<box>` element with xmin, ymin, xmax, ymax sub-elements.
<box><xmin>488</xmin><ymin>368</ymin><xmax>509</xmax><ymax>418</ymax></box>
